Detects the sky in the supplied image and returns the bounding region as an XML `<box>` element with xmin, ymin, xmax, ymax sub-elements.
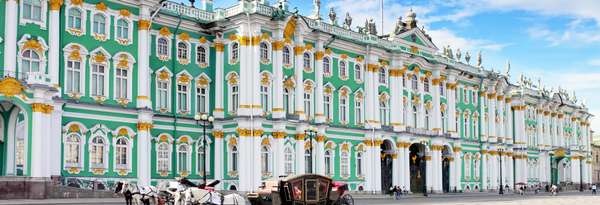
<box><xmin>182</xmin><ymin>0</ymin><xmax>600</xmax><ymax>134</ymax></box>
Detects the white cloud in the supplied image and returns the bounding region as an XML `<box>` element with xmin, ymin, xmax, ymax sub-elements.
<box><xmin>587</xmin><ymin>58</ymin><xmax>600</xmax><ymax>67</ymax></box>
<box><xmin>427</xmin><ymin>28</ymin><xmax>510</xmax><ymax>52</ymax></box>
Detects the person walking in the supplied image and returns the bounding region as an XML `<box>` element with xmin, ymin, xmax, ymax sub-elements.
<box><xmin>592</xmin><ymin>184</ymin><xmax>597</xmax><ymax>195</ymax></box>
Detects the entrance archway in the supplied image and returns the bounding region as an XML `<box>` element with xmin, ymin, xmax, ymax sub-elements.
<box><xmin>0</xmin><ymin>101</ymin><xmax>29</xmax><ymax>176</ymax></box>
<box><xmin>409</xmin><ymin>143</ymin><xmax>427</xmax><ymax>193</ymax></box>
<box><xmin>442</xmin><ymin>146</ymin><xmax>452</xmax><ymax>193</ymax></box>
<box><xmin>380</xmin><ymin>139</ymin><xmax>394</xmax><ymax>193</ymax></box>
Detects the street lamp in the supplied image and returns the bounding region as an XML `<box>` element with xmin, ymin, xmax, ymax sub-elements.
<box><xmin>580</xmin><ymin>154</ymin><xmax>584</xmax><ymax>192</ymax></box>
<box><xmin>304</xmin><ymin>126</ymin><xmax>318</xmax><ymax>174</ymax></box>
<box><xmin>499</xmin><ymin>148</ymin><xmax>504</xmax><ymax>195</ymax></box>
<box><xmin>194</xmin><ymin>113</ymin><xmax>214</xmax><ymax>185</ymax></box>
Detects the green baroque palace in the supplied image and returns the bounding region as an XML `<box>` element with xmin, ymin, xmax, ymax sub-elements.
<box><xmin>0</xmin><ymin>0</ymin><xmax>594</xmax><ymax>193</ymax></box>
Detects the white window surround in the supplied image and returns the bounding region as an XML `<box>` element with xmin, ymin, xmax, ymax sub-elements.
<box><xmin>355</xmin><ymin>150</ymin><xmax>365</xmax><ymax>177</ymax></box>
<box><xmin>226</xmin><ymin>72</ymin><xmax>239</xmax><ymax>114</ymax></box>
<box><xmin>378</xmin><ymin>66</ymin><xmax>388</xmax><ymax>85</ymax></box>
<box><xmin>196</xmin><ymin>137</ymin><xmax>212</xmax><ymax>176</ymax></box>
<box><xmin>303</xmin><ymin>52</ymin><xmax>313</xmax><ymax>72</ymax></box>
<box><xmin>114</xmin><ymin>16</ymin><xmax>133</xmax><ymax>45</ymax></box>
<box><xmin>62</xmin><ymin>132</ymin><xmax>85</xmax><ymax>169</ymax></box>
<box><xmin>62</xmin><ymin>43</ymin><xmax>88</xmax><ymax>96</ymax></box>
<box><xmin>195</xmin><ymin>74</ymin><xmax>211</xmax><ymax>114</ymax></box>
<box><xmin>154</xmin><ymin>67</ymin><xmax>172</xmax><ymax>111</ymax></box>
<box><xmin>340</xmin><ymin>150</ymin><xmax>351</xmax><ymax>178</ymax></box>
<box><xmin>112</xmin><ymin>52</ymin><xmax>135</xmax><ymax>102</ymax></box>
<box><xmin>228</xmin><ymin>41</ymin><xmax>240</xmax><ymax>64</ymax></box>
<box><xmin>338</xmin><ymin>60</ymin><xmax>348</xmax><ymax>80</ymax></box>
<box><xmin>176</xmin><ymin>142</ymin><xmax>192</xmax><ymax>175</ymax></box>
<box><xmin>176</xmin><ymin>75</ymin><xmax>191</xmax><ymax>114</ymax></box>
<box><xmin>156</xmin><ymin>36</ymin><xmax>172</xmax><ymax>60</ymax></box>
<box><xmin>354</xmin><ymin>63</ymin><xmax>363</xmax><ymax>82</ymax></box>
<box><xmin>226</xmin><ymin>136</ymin><xmax>239</xmax><ymax>176</ymax></box>
<box><xmin>323</xmin><ymin>56</ymin><xmax>332</xmax><ymax>76</ymax></box>
<box><xmin>324</xmin><ymin>149</ymin><xmax>334</xmax><ymax>176</ymax></box>
<box><xmin>90</xmin><ymin>11</ymin><xmax>111</xmax><ymax>41</ymax></box>
<box><xmin>88</xmin><ymin>125</ymin><xmax>110</xmax><ymax>173</ymax></box>
<box><xmin>261</xmin><ymin>145</ymin><xmax>272</xmax><ymax>176</ymax></box>
<box><xmin>20</xmin><ymin>0</ymin><xmax>48</xmax><ymax>29</ymax></box>
<box><xmin>17</xmin><ymin>35</ymin><xmax>48</xmax><ymax>76</ymax></box>
<box><xmin>88</xmin><ymin>47</ymin><xmax>111</xmax><ymax>99</ymax></box>
<box><xmin>195</xmin><ymin>43</ymin><xmax>210</xmax><ymax>68</ymax></box>
<box><xmin>259</xmin><ymin>41</ymin><xmax>271</xmax><ymax>64</ymax></box>
<box><xmin>112</xmin><ymin>136</ymin><xmax>133</xmax><ymax>173</ymax></box>
<box><xmin>283</xmin><ymin>145</ymin><xmax>295</xmax><ymax>175</ymax></box>
<box><xmin>155</xmin><ymin>134</ymin><xmax>174</xmax><ymax>174</ymax></box>
<box><xmin>282</xmin><ymin>45</ymin><xmax>292</xmax><ymax>67</ymax></box>
<box><xmin>338</xmin><ymin>89</ymin><xmax>350</xmax><ymax>124</ymax></box>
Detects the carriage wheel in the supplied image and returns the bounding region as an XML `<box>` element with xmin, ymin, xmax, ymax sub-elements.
<box><xmin>340</xmin><ymin>194</ymin><xmax>354</xmax><ymax>205</ymax></box>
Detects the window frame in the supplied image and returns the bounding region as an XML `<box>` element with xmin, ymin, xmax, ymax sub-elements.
<box><xmin>195</xmin><ymin>44</ymin><xmax>210</xmax><ymax>67</ymax></box>
<box><xmin>114</xmin><ymin>17</ymin><xmax>133</xmax><ymax>45</ymax></box>
<box><xmin>229</xmin><ymin>41</ymin><xmax>240</xmax><ymax>64</ymax></box>
<box><xmin>20</xmin><ymin>0</ymin><xmax>47</xmax><ymax>29</ymax></box>
<box><xmin>63</xmin><ymin>132</ymin><xmax>85</xmax><ymax>169</ymax></box>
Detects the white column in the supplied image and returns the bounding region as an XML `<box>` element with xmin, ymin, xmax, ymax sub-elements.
<box><xmin>434</xmin><ymin>146</ymin><xmax>442</xmax><ymax>192</ymax></box>
<box><xmin>392</xmin><ymin>151</ymin><xmax>400</xmax><ymax>187</ymax></box>
<box><xmin>315</xmin><ymin>126</ymin><xmax>326</xmax><ymax>175</ymax></box>
<box><xmin>454</xmin><ymin>147</ymin><xmax>462</xmax><ymax>191</ymax></box>
<box><xmin>481</xmin><ymin>148</ymin><xmax>487</xmax><ymax>190</ymax></box>
<box><xmin>293</xmin><ymin>28</ymin><xmax>305</xmax><ymax>120</ymax></box>
<box><xmin>397</xmin><ymin>142</ymin><xmax>406</xmax><ymax>188</ymax></box>
<box><xmin>497</xmin><ymin>95</ymin><xmax>505</xmax><ymax>141</ymax></box>
<box><xmin>238</xmin><ymin>24</ymin><xmax>262</xmax><ymax>117</ymax></box>
<box><xmin>30</xmin><ymin>89</ymin><xmax>53</xmax><ymax>177</ymax></box>
<box><xmin>314</xmin><ymin>40</ymin><xmax>325</xmax><ymax>123</ymax></box>
<box><xmin>426</xmin><ymin>153</ymin><xmax>433</xmax><ymax>193</ymax></box>
<box><xmin>365</xmin><ymin>53</ymin><xmax>380</xmax><ymax>128</ymax></box>
<box><xmin>447</xmin><ymin>75</ymin><xmax>457</xmax><ymax>137</ymax></box>
<box><xmin>272</xmin><ymin>123</ymin><xmax>286</xmax><ymax>178</ymax></box>
<box><xmin>432</xmin><ymin>70</ymin><xmax>442</xmax><ymax>133</ymax></box>
<box><xmin>295</xmin><ymin>127</ymin><xmax>306</xmax><ymax>175</ymax></box>
<box><xmin>237</xmin><ymin>120</ymin><xmax>263</xmax><ymax>191</ymax></box>
<box><xmin>49</xmin><ymin>101</ymin><xmax>64</xmax><ymax>176</ymax></box>
<box><xmin>136</xmin><ymin>6</ymin><xmax>152</xmax><ymax>109</ymax></box>
<box><xmin>373</xmin><ymin>139</ymin><xmax>382</xmax><ymax>192</ymax></box>
<box><xmin>214</xmin><ymin>40</ymin><xmax>225</xmax><ymax>118</ymax></box>
<box><xmin>212</xmin><ymin>125</ymin><xmax>224</xmax><ymax>189</ymax></box>
<box><xmin>404</xmin><ymin>145</ymin><xmax>411</xmax><ymax>190</ymax></box>
<box><xmin>363</xmin><ymin>136</ymin><xmax>374</xmax><ymax>191</ymax></box>
<box><xmin>488</xmin><ymin>92</ymin><xmax>496</xmax><ymax>141</ymax></box>
<box><xmin>3</xmin><ymin>0</ymin><xmax>18</xmax><ymax>76</ymax></box>
<box><xmin>136</xmin><ymin>110</ymin><xmax>153</xmax><ymax>186</ymax></box>
<box><xmin>48</xmin><ymin>1</ymin><xmax>62</xmax><ymax>86</ymax></box>
<box><xmin>271</xmin><ymin>27</ymin><xmax>285</xmax><ymax>119</ymax></box>
<box><xmin>417</xmin><ymin>74</ymin><xmax>425</xmax><ymax>129</ymax></box>
<box><xmin>389</xmin><ymin>62</ymin><xmax>403</xmax><ymax>131</ymax></box>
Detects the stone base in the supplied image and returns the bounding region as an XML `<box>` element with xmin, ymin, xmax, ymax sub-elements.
<box><xmin>0</xmin><ymin>176</ymin><xmax>119</xmax><ymax>200</ymax></box>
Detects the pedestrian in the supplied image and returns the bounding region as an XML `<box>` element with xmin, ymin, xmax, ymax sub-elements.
<box><xmin>592</xmin><ymin>184</ymin><xmax>597</xmax><ymax>195</ymax></box>
<box><xmin>389</xmin><ymin>185</ymin><xmax>397</xmax><ymax>199</ymax></box>
<box><xmin>397</xmin><ymin>186</ymin><xmax>403</xmax><ymax>199</ymax></box>
<box><xmin>551</xmin><ymin>184</ymin><xmax>558</xmax><ymax>196</ymax></box>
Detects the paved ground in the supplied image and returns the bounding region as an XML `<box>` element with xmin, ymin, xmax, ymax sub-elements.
<box><xmin>0</xmin><ymin>191</ymin><xmax>597</xmax><ymax>205</ymax></box>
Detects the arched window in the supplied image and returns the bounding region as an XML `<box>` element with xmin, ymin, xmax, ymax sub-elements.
<box><xmin>177</xmin><ymin>144</ymin><xmax>190</xmax><ymax>173</ymax></box>
<box><xmin>379</xmin><ymin>67</ymin><xmax>386</xmax><ymax>84</ymax></box>
<box><xmin>473</xmin><ymin>114</ymin><xmax>479</xmax><ymax>139</ymax></box>
<box><xmin>324</xmin><ymin>93</ymin><xmax>332</xmax><ymax>121</ymax></box>
<box><xmin>339</xmin><ymin>95</ymin><xmax>348</xmax><ymax>123</ymax></box>
<box><xmin>157</xmin><ymin>142</ymin><xmax>171</xmax><ymax>173</ymax></box>
<box><xmin>261</xmin><ymin>145</ymin><xmax>271</xmax><ymax>175</ymax></box>
<box><xmin>324</xmin><ymin>150</ymin><xmax>333</xmax><ymax>176</ymax></box>
<box><xmin>65</xmin><ymin>59</ymin><xmax>82</xmax><ymax>93</ymax></box>
<box><xmin>92</xmin><ymin>14</ymin><xmax>106</xmax><ymax>35</ymax></box>
<box><xmin>305</xmin><ymin>149</ymin><xmax>313</xmax><ymax>173</ymax></box>
<box><xmin>177</xmin><ymin>42</ymin><xmax>188</xmax><ymax>60</ymax></box>
<box><xmin>412</xmin><ymin>74</ymin><xmax>418</xmax><ymax>90</ymax></box>
<box><xmin>230</xmin><ymin>85</ymin><xmax>239</xmax><ymax>113</ymax></box>
<box><xmin>472</xmin><ymin>91</ymin><xmax>478</xmax><ymax>105</ymax></box>
<box><xmin>21</xmin><ymin>50</ymin><xmax>41</xmax><ymax>73</ymax></box>
<box><xmin>355</xmin><ymin>97</ymin><xmax>363</xmax><ymax>124</ymax></box>
<box><xmin>339</xmin><ymin>61</ymin><xmax>347</xmax><ymax>78</ymax></box>
<box><xmin>323</xmin><ymin>57</ymin><xmax>331</xmax><ymax>75</ymax></box>
<box><xmin>303</xmin><ymin>52</ymin><xmax>311</xmax><ymax>71</ymax></box>
<box><xmin>440</xmin><ymin>81</ymin><xmax>446</xmax><ymax>96</ymax></box>
<box><xmin>157</xmin><ymin>38</ymin><xmax>169</xmax><ymax>56</ymax></box>
<box><xmin>115</xmin><ymin>67</ymin><xmax>129</xmax><ymax>99</ymax></box>
<box><xmin>116</xmin><ymin>19</ymin><xmax>130</xmax><ymax>39</ymax></box>
<box><xmin>177</xmin><ymin>82</ymin><xmax>189</xmax><ymax>112</ymax></box>
<box><xmin>90</xmin><ymin>136</ymin><xmax>106</xmax><ymax>168</ymax></box>
<box><xmin>464</xmin><ymin>153</ymin><xmax>471</xmax><ymax>180</ymax></box>
<box><xmin>23</xmin><ymin>0</ymin><xmax>43</xmax><ymax>21</ymax></box>
<box><xmin>425</xmin><ymin>109</ymin><xmax>430</xmax><ymax>130</ymax></box>
<box><xmin>115</xmin><ymin>138</ymin><xmax>128</xmax><ymax>168</ymax></box>
<box><xmin>197</xmin><ymin>85</ymin><xmax>209</xmax><ymax>114</ymax></box>
<box><xmin>283</xmin><ymin>46</ymin><xmax>291</xmax><ymax>65</ymax></box>
<box><xmin>354</xmin><ymin>64</ymin><xmax>362</xmax><ymax>81</ymax></box>
<box><xmin>230</xmin><ymin>42</ymin><xmax>239</xmax><ymax>63</ymax></box>
<box><xmin>68</xmin><ymin>8</ymin><xmax>82</xmax><ymax>30</ymax></box>
<box><xmin>473</xmin><ymin>154</ymin><xmax>481</xmax><ymax>180</ymax></box>
<box><xmin>231</xmin><ymin>145</ymin><xmax>239</xmax><ymax>172</ymax></box>
<box><xmin>464</xmin><ymin>113</ymin><xmax>470</xmax><ymax>139</ymax></box>
<box><xmin>64</xmin><ymin>134</ymin><xmax>81</xmax><ymax>166</ymax></box>
<box><xmin>412</xmin><ymin>105</ymin><xmax>418</xmax><ymax>128</ymax></box>
<box><xmin>284</xmin><ymin>88</ymin><xmax>294</xmax><ymax>114</ymax></box>
<box><xmin>463</xmin><ymin>89</ymin><xmax>469</xmax><ymax>104</ymax></box>
<box><xmin>304</xmin><ymin>91</ymin><xmax>312</xmax><ymax>119</ymax></box>
<box><xmin>441</xmin><ymin>111</ymin><xmax>447</xmax><ymax>132</ymax></box>
<box><xmin>340</xmin><ymin>151</ymin><xmax>350</xmax><ymax>177</ymax></box>
<box><xmin>356</xmin><ymin>151</ymin><xmax>364</xmax><ymax>176</ymax></box>
<box><xmin>196</xmin><ymin>46</ymin><xmax>207</xmax><ymax>64</ymax></box>
<box><xmin>197</xmin><ymin>143</ymin><xmax>210</xmax><ymax>176</ymax></box>
<box><xmin>424</xmin><ymin>77</ymin><xmax>430</xmax><ymax>92</ymax></box>
<box><xmin>380</xmin><ymin>100</ymin><xmax>389</xmax><ymax>126</ymax></box>
<box><xmin>284</xmin><ymin>147</ymin><xmax>294</xmax><ymax>175</ymax></box>
<box><xmin>260</xmin><ymin>42</ymin><xmax>269</xmax><ymax>62</ymax></box>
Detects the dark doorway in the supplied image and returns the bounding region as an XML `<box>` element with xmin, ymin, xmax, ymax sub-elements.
<box><xmin>380</xmin><ymin>140</ymin><xmax>394</xmax><ymax>194</ymax></box>
<box><xmin>409</xmin><ymin>143</ymin><xmax>426</xmax><ymax>193</ymax></box>
<box><xmin>442</xmin><ymin>158</ymin><xmax>450</xmax><ymax>192</ymax></box>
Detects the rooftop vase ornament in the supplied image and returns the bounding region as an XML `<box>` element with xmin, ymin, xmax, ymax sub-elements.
<box><xmin>311</xmin><ymin>0</ymin><xmax>321</xmax><ymax>19</ymax></box>
<box><xmin>465</xmin><ymin>51</ymin><xmax>471</xmax><ymax>64</ymax></box>
<box><xmin>477</xmin><ymin>50</ymin><xmax>482</xmax><ymax>67</ymax></box>
<box><xmin>456</xmin><ymin>48</ymin><xmax>462</xmax><ymax>62</ymax></box>
<box><xmin>393</xmin><ymin>17</ymin><xmax>404</xmax><ymax>36</ymax></box>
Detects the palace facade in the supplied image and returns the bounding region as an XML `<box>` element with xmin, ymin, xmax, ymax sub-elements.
<box><xmin>0</xmin><ymin>0</ymin><xmax>594</xmax><ymax>193</ymax></box>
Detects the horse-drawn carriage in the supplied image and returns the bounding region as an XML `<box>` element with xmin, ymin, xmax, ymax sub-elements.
<box><xmin>247</xmin><ymin>174</ymin><xmax>354</xmax><ymax>205</ymax></box>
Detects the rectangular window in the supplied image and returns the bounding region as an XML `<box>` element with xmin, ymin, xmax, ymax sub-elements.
<box><xmin>261</xmin><ymin>86</ymin><xmax>269</xmax><ymax>113</ymax></box>
<box><xmin>196</xmin><ymin>87</ymin><xmax>207</xmax><ymax>113</ymax></box>
<box><xmin>91</xmin><ymin>64</ymin><xmax>105</xmax><ymax>96</ymax></box>
<box><xmin>304</xmin><ymin>93</ymin><xmax>311</xmax><ymax>120</ymax></box>
<box><xmin>340</xmin><ymin>98</ymin><xmax>347</xmax><ymax>123</ymax></box>
<box><xmin>115</xmin><ymin>69</ymin><xmax>128</xmax><ymax>99</ymax></box>
<box><xmin>231</xmin><ymin>85</ymin><xmax>239</xmax><ymax>113</ymax></box>
<box><xmin>66</xmin><ymin>60</ymin><xmax>81</xmax><ymax>94</ymax></box>
<box><xmin>324</xmin><ymin>95</ymin><xmax>332</xmax><ymax>121</ymax></box>
<box><xmin>177</xmin><ymin>84</ymin><xmax>189</xmax><ymax>112</ymax></box>
<box><xmin>355</xmin><ymin>100</ymin><xmax>363</xmax><ymax>124</ymax></box>
<box><xmin>158</xmin><ymin>81</ymin><xmax>169</xmax><ymax>109</ymax></box>
<box><xmin>24</xmin><ymin>0</ymin><xmax>42</xmax><ymax>21</ymax></box>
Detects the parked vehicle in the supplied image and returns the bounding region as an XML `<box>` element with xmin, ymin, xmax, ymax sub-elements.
<box><xmin>247</xmin><ymin>174</ymin><xmax>354</xmax><ymax>205</ymax></box>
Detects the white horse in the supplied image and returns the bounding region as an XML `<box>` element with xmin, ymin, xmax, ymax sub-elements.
<box><xmin>157</xmin><ymin>180</ymin><xmax>246</xmax><ymax>205</ymax></box>
<box><xmin>115</xmin><ymin>181</ymin><xmax>159</xmax><ymax>205</ymax></box>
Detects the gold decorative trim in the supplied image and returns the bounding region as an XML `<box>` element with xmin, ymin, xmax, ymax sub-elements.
<box><xmin>236</xmin><ymin>128</ymin><xmax>264</xmax><ymax>137</ymax></box>
<box><xmin>138</xmin><ymin>20</ymin><xmax>150</xmax><ymax>30</ymax></box>
<box><xmin>49</xmin><ymin>0</ymin><xmax>63</xmax><ymax>10</ymax></box>
<box><xmin>137</xmin><ymin>122</ymin><xmax>153</xmax><ymax>132</ymax></box>
<box><xmin>0</xmin><ymin>77</ymin><xmax>24</xmax><ymax>97</ymax></box>
<box><xmin>95</xmin><ymin>2</ymin><xmax>107</xmax><ymax>11</ymax></box>
<box><xmin>31</xmin><ymin>103</ymin><xmax>54</xmax><ymax>114</ymax></box>
<box><xmin>272</xmin><ymin>131</ymin><xmax>287</xmax><ymax>139</ymax></box>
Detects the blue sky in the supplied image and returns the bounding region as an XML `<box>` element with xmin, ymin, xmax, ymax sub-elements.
<box><xmin>184</xmin><ymin>0</ymin><xmax>600</xmax><ymax>133</ymax></box>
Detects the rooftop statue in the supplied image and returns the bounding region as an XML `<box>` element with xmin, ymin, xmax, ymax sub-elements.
<box><xmin>368</xmin><ymin>18</ymin><xmax>377</xmax><ymax>35</ymax></box>
<box><xmin>393</xmin><ymin>17</ymin><xmax>404</xmax><ymax>35</ymax></box>
<box><xmin>328</xmin><ymin>7</ymin><xmax>337</xmax><ymax>25</ymax></box>
<box><xmin>477</xmin><ymin>50</ymin><xmax>482</xmax><ymax>67</ymax></box>
<box><xmin>465</xmin><ymin>51</ymin><xmax>471</xmax><ymax>64</ymax></box>
<box><xmin>343</xmin><ymin>12</ymin><xmax>352</xmax><ymax>30</ymax></box>
<box><xmin>311</xmin><ymin>0</ymin><xmax>321</xmax><ymax>19</ymax></box>
<box><xmin>456</xmin><ymin>48</ymin><xmax>462</xmax><ymax>62</ymax></box>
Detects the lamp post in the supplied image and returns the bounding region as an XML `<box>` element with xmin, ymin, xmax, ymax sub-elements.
<box><xmin>194</xmin><ymin>113</ymin><xmax>214</xmax><ymax>185</ymax></box>
<box><xmin>499</xmin><ymin>148</ymin><xmax>504</xmax><ymax>195</ymax></box>
<box><xmin>580</xmin><ymin>155</ymin><xmax>583</xmax><ymax>192</ymax></box>
<box><xmin>305</xmin><ymin>126</ymin><xmax>318</xmax><ymax>174</ymax></box>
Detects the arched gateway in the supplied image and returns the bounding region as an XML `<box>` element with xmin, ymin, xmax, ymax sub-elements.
<box><xmin>0</xmin><ymin>101</ymin><xmax>29</xmax><ymax>176</ymax></box>
<box><xmin>409</xmin><ymin>143</ymin><xmax>427</xmax><ymax>193</ymax></box>
<box><xmin>380</xmin><ymin>140</ymin><xmax>394</xmax><ymax>193</ymax></box>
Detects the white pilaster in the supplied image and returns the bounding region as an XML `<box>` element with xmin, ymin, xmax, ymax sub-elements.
<box><xmin>213</xmin><ymin>124</ymin><xmax>224</xmax><ymax>189</ymax></box>
<box><xmin>3</xmin><ymin>0</ymin><xmax>18</xmax><ymax>76</ymax></box>
<box><xmin>293</xmin><ymin>27</ymin><xmax>305</xmax><ymax>120</ymax></box>
<box><xmin>447</xmin><ymin>75</ymin><xmax>457</xmax><ymax>137</ymax></box>
<box><xmin>214</xmin><ymin>39</ymin><xmax>225</xmax><ymax>118</ymax></box>
<box><xmin>136</xmin><ymin>110</ymin><xmax>153</xmax><ymax>186</ymax></box>
<box><xmin>136</xmin><ymin>6</ymin><xmax>152</xmax><ymax>109</ymax></box>
<box><xmin>271</xmin><ymin>26</ymin><xmax>285</xmax><ymax>119</ymax></box>
<box><xmin>314</xmin><ymin>40</ymin><xmax>325</xmax><ymax>123</ymax></box>
<box><xmin>48</xmin><ymin>1</ymin><xmax>62</xmax><ymax>86</ymax></box>
<box><xmin>432</xmin><ymin>70</ymin><xmax>442</xmax><ymax>133</ymax></box>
